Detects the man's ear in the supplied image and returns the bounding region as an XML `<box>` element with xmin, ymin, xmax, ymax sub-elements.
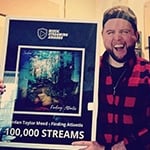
<box><xmin>101</xmin><ymin>29</ymin><xmax>104</xmax><ymax>37</ymax></box>
<box><xmin>135</xmin><ymin>31</ymin><xmax>140</xmax><ymax>42</ymax></box>
<box><xmin>101</xmin><ymin>29</ymin><xmax>104</xmax><ymax>35</ymax></box>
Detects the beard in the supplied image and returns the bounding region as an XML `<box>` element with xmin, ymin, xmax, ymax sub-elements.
<box><xmin>107</xmin><ymin>45</ymin><xmax>136</xmax><ymax>63</ymax></box>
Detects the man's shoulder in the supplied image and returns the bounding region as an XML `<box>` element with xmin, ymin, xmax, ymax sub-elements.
<box><xmin>136</xmin><ymin>57</ymin><xmax>150</xmax><ymax>69</ymax></box>
<box><xmin>137</xmin><ymin>57</ymin><xmax>150</xmax><ymax>64</ymax></box>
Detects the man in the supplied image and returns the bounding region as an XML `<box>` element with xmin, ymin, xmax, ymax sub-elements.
<box><xmin>72</xmin><ymin>6</ymin><xmax>150</xmax><ymax>150</ymax></box>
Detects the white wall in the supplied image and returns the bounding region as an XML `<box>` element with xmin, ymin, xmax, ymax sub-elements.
<box><xmin>0</xmin><ymin>15</ymin><xmax>6</xmax><ymax>77</ymax></box>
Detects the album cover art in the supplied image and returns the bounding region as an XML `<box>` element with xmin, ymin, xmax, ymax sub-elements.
<box><xmin>15</xmin><ymin>46</ymin><xmax>84</xmax><ymax>116</ymax></box>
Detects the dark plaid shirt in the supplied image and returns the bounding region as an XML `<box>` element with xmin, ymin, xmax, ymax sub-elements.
<box><xmin>97</xmin><ymin>51</ymin><xmax>150</xmax><ymax>150</ymax></box>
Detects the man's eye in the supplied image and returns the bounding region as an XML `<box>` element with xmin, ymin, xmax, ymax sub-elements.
<box><xmin>107</xmin><ymin>31</ymin><xmax>114</xmax><ymax>35</ymax></box>
<box><xmin>121</xmin><ymin>30</ymin><xmax>130</xmax><ymax>34</ymax></box>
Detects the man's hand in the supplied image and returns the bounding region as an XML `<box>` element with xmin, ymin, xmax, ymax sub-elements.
<box><xmin>111</xmin><ymin>141</ymin><xmax>127</xmax><ymax>150</ymax></box>
<box><xmin>72</xmin><ymin>141</ymin><xmax>105</xmax><ymax>150</ymax></box>
<box><xmin>0</xmin><ymin>80</ymin><xmax>6</xmax><ymax>95</ymax></box>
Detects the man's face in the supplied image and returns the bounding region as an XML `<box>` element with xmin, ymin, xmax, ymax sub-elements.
<box><xmin>102</xmin><ymin>18</ymin><xmax>138</xmax><ymax>62</ymax></box>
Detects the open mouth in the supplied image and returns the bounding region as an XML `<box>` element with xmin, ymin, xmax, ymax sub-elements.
<box><xmin>114</xmin><ymin>44</ymin><xmax>124</xmax><ymax>50</ymax></box>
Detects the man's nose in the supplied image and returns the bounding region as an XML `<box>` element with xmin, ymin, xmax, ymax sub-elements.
<box><xmin>113</xmin><ymin>32</ymin><xmax>122</xmax><ymax>40</ymax></box>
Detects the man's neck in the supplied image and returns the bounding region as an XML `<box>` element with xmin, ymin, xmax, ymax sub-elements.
<box><xmin>108</xmin><ymin>55</ymin><xmax>125</xmax><ymax>68</ymax></box>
